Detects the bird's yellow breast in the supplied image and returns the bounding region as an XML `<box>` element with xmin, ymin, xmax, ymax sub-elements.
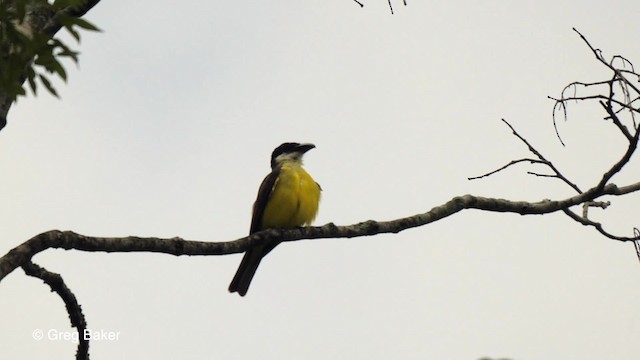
<box><xmin>261</xmin><ymin>163</ymin><xmax>321</xmax><ymax>230</ymax></box>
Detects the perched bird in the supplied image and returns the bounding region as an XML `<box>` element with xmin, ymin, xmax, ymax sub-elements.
<box><xmin>229</xmin><ymin>142</ymin><xmax>322</xmax><ymax>296</ymax></box>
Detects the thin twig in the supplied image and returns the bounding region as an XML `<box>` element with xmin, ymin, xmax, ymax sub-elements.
<box><xmin>551</xmin><ymin>99</ymin><xmax>567</xmax><ymax>146</ymax></box>
<box><xmin>634</xmin><ymin>228</ymin><xmax>640</xmax><ymax>264</ymax></box>
<box><xmin>563</xmin><ymin>208</ymin><xmax>639</xmax><ymax>241</ymax></box>
<box><xmin>551</xmin><ymin>29</ymin><xmax>640</xmax><ymax>145</ymax></box>
<box><xmin>596</xmin><ymin>124</ymin><xmax>639</xmax><ymax>191</ymax></box>
<box><xmin>550</xmin><ymin>93</ymin><xmax>640</xmax><ymax>117</ymax></box>
<box><xmin>527</xmin><ymin>172</ymin><xmax>556</xmax><ymax>178</ymax></box>
<box><xmin>573</xmin><ymin>28</ymin><xmax>640</xmax><ymax>98</ymax></box>
<box><xmin>468</xmin><ymin>158</ymin><xmax>546</xmax><ymax>180</ymax></box>
<box><xmin>498</xmin><ymin>118</ymin><xmax>582</xmax><ymax>193</ymax></box>
<box><xmin>599</xmin><ymin>100</ymin><xmax>633</xmax><ymax>140</ymax></box>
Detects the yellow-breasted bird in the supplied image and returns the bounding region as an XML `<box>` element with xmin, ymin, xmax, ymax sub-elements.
<box><xmin>228</xmin><ymin>142</ymin><xmax>321</xmax><ymax>296</ymax></box>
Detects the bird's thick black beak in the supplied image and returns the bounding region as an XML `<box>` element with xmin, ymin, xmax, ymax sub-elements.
<box><xmin>296</xmin><ymin>143</ymin><xmax>316</xmax><ymax>154</ymax></box>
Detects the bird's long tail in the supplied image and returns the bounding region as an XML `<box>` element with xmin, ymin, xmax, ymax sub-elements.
<box><xmin>228</xmin><ymin>246</ymin><xmax>264</xmax><ymax>296</ymax></box>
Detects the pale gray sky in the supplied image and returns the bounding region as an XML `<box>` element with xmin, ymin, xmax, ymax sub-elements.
<box><xmin>1</xmin><ymin>1</ymin><xmax>639</xmax><ymax>359</ymax></box>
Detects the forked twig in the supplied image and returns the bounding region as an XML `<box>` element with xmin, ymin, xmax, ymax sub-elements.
<box><xmin>470</xmin><ymin>119</ymin><xmax>582</xmax><ymax>194</ymax></box>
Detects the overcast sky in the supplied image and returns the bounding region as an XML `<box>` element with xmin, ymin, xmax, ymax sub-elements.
<box><xmin>1</xmin><ymin>1</ymin><xmax>640</xmax><ymax>359</ymax></box>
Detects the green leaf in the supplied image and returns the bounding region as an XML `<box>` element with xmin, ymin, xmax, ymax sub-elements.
<box><xmin>71</xmin><ymin>17</ymin><xmax>101</xmax><ymax>32</ymax></box>
<box><xmin>10</xmin><ymin>82</ymin><xmax>26</xmax><ymax>97</ymax></box>
<box><xmin>50</xmin><ymin>38</ymin><xmax>80</xmax><ymax>63</ymax></box>
<box><xmin>65</xmin><ymin>25</ymin><xmax>81</xmax><ymax>41</ymax></box>
<box><xmin>34</xmin><ymin>51</ymin><xmax>54</xmax><ymax>68</ymax></box>
<box><xmin>51</xmin><ymin>58</ymin><xmax>67</xmax><ymax>81</ymax></box>
<box><xmin>39</xmin><ymin>75</ymin><xmax>59</xmax><ymax>98</ymax></box>
<box><xmin>27</xmin><ymin>67</ymin><xmax>37</xmax><ymax>95</ymax></box>
<box><xmin>57</xmin><ymin>48</ymin><xmax>79</xmax><ymax>63</ymax></box>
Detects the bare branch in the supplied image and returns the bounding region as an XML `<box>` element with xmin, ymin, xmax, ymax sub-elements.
<box><xmin>550</xmin><ymin>93</ymin><xmax>640</xmax><ymax>120</ymax></box>
<box><xmin>2</xmin><ymin>180</ymin><xmax>640</xmax><ymax>282</ymax></box>
<box><xmin>611</xmin><ymin>55</ymin><xmax>635</xmax><ymax>72</ymax></box>
<box><xmin>353</xmin><ymin>0</ymin><xmax>406</xmax><ymax>12</ymax></box>
<box><xmin>474</xmin><ymin>32</ymin><xmax>640</xmax><ymax>249</ymax></box>
<box><xmin>581</xmin><ymin>200</ymin><xmax>610</xmax><ymax>218</ymax></box>
<box><xmin>599</xmin><ymin>100</ymin><xmax>634</xmax><ymax>141</ymax></box>
<box><xmin>563</xmin><ymin>208</ymin><xmax>639</xmax><ymax>241</ymax></box>
<box><xmin>634</xmin><ymin>228</ymin><xmax>640</xmax><ymax>264</ymax></box>
<box><xmin>551</xmin><ymin>98</ymin><xmax>568</xmax><ymax>146</ymax></box>
<box><xmin>573</xmin><ymin>28</ymin><xmax>640</xmax><ymax>100</ymax></box>
<box><xmin>22</xmin><ymin>261</ymin><xmax>89</xmax><ymax>360</ymax></box>
<box><xmin>596</xmin><ymin>124</ymin><xmax>639</xmax><ymax>190</ymax></box>
<box><xmin>550</xmin><ymin>90</ymin><xmax>637</xmax><ymax>141</ymax></box>
<box><xmin>468</xmin><ymin>158</ymin><xmax>546</xmax><ymax>180</ymax></box>
<box><xmin>550</xmin><ymin>30</ymin><xmax>640</xmax><ymax>146</ymax></box>
<box><xmin>386</xmin><ymin>0</ymin><xmax>407</xmax><ymax>14</ymax></box>
<box><xmin>480</xmin><ymin>119</ymin><xmax>583</xmax><ymax>193</ymax></box>
<box><xmin>605</xmin><ymin>72</ymin><xmax>633</xmax><ymax>140</ymax></box>
<box><xmin>526</xmin><ymin>172</ymin><xmax>557</xmax><ymax>178</ymax></box>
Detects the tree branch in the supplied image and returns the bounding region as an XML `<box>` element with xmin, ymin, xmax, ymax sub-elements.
<box><xmin>596</xmin><ymin>122</ymin><xmax>639</xmax><ymax>191</ymax></box>
<box><xmin>22</xmin><ymin>261</ymin><xmax>89</xmax><ymax>360</ymax></box>
<box><xmin>562</xmin><ymin>208</ymin><xmax>639</xmax><ymax>242</ymax></box>
<box><xmin>489</xmin><ymin>30</ymin><xmax>640</xmax><ymax>244</ymax></box>
<box><xmin>42</xmin><ymin>0</ymin><xmax>102</xmax><ymax>36</ymax></box>
<box><xmin>634</xmin><ymin>228</ymin><xmax>640</xmax><ymax>264</ymax></box>
<box><xmin>3</xmin><ymin>180</ymin><xmax>639</xmax><ymax>282</ymax></box>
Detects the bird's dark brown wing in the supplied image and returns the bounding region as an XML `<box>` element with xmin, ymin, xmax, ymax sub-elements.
<box><xmin>249</xmin><ymin>167</ymin><xmax>280</xmax><ymax>234</ymax></box>
<box><xmin>229</xmin><ymin>168</ymin><xmax>280</xmax><ymax>296</ymax></box>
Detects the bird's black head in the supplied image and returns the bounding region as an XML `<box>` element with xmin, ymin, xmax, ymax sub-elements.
<box><xmin>270</xmin><ymin>142</ymin><xmax>315</xmax><ymax>168</ymax></box>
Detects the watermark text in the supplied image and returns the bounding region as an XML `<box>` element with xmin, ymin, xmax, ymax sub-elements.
<box><xmin>32</xmin><ymin>328</ymin><xmax>121</xmax><ymax>343</ymax></box>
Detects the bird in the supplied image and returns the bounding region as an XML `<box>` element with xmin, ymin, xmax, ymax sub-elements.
<box><xmin>228</xmin><ymin>142</ymin><xmax>322</xmax><ymax>296</ymax></box>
